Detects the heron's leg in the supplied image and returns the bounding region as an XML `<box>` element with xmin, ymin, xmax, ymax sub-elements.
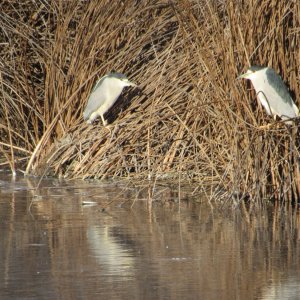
<box><xmin>99</xmin><ymin>114</ymin><xmax>112</xmax><ymax>135</ymax></box>
<box><xmin>100</xmin><ymin>114</ymin><xmax>107</xmax><ymax>126</ymax></box>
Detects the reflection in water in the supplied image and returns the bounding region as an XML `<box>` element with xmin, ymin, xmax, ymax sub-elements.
<box><xmin>87</xmin><ymin>225</ymin><xmax>135</xmax><ymax>278</ymax></box>
<box><xmin>261</xmin><ymin>275</ymin><xmax>300</xmax><ymax>300</ymax></box>
<box><xmin>0</xmin><ymin>172</ymin><xmax>300</xmax><ymax>299</ymax></box>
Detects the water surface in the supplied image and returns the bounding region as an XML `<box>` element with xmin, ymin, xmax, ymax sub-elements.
<box><xmin>0</xmin><ymin>172</ymin><xmax>300</xmax><ymax>299</ymax></box>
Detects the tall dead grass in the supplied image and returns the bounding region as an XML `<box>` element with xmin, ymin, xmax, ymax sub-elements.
<box><xmin>0</xmin><ymin>0</ymin><xmax>300</xmax><ymax>201</ymax></box>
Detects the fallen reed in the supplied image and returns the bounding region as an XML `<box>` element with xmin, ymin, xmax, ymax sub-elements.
<box><xmin>0</xmin><ymin>0</ymin><xmax>300</xmax><ymax>201</ymax></box>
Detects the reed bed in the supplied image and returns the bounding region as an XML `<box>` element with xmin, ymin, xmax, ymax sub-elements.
<box><xmin>0</xmin><ymin>0</ymin><xmax>300</xmax><ymax>202</ymax></box>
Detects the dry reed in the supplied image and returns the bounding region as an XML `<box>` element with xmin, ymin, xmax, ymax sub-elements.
<box><xmin>0</xmin><ymin>0</ymin><xmax>300</xmax><ymax>202</ymax></box>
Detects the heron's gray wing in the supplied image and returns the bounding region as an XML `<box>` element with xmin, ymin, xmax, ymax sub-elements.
<box><xmin>266</xmin><ymin>68</ymin><xmax>293</xmax><ymax>105</ymax></box>
<box><xmin>108</xmin><ymin>72</ymin><xmax>126</xmax><ymax>80</ymax></box>
<box><xmin>91</xmin><ymin>75</ymin><xmax>107</xmax><ymax>93</ymax></box>
<box><xmin>83</xmin><ymin>84</ymin><xmax>107</xmax><ymax>120</ymax></box>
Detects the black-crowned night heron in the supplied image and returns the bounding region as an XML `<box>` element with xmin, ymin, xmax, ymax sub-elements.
<box><xmin>239</xmin><ymin>66</ymin><xmax>299</xmax><ymax>125</ymax></box>
<box><xmin>83</xmin><ymin>72</ymin><xmax>137</xmax><ymax>126</ymax></box>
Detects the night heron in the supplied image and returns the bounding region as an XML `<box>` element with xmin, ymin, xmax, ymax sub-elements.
<box><xmin>239</xmin><ymin>66</ymin><xmax>299</xmax><ymax>125</ymax></box>
<box><xmin>83</xmin><ymin>72</ymin><xmax>137</xmax><ymax>126</ymax></box>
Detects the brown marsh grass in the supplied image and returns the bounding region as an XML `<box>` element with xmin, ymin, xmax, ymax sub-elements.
<box><xmin>1</xmin><ymin>0</ymin><xmax>300</xmax><ymax>202</ymax></box>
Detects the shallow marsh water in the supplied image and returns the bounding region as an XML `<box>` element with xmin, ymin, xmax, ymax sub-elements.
<box><xmin>0</xmin><ymin>172</ymin><xmax>300</xmax><ymax>300</ymax></box>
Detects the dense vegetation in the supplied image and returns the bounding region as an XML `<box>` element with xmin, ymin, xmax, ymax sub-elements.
<box><xmin>1</xmin><ymin>1</ymin><xmax>300</xmax><ymax>201</ymax></box>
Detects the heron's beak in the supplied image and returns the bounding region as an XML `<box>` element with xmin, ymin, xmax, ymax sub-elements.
<box><xmin>237</xmin><ymin>73</ymin><xmax>246</xmax><ymax>79</ymax></box>
<box><xmin>237</xmin><ymin>70</ymin><xmax>251</xmax><ymax>79</ymax></box>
